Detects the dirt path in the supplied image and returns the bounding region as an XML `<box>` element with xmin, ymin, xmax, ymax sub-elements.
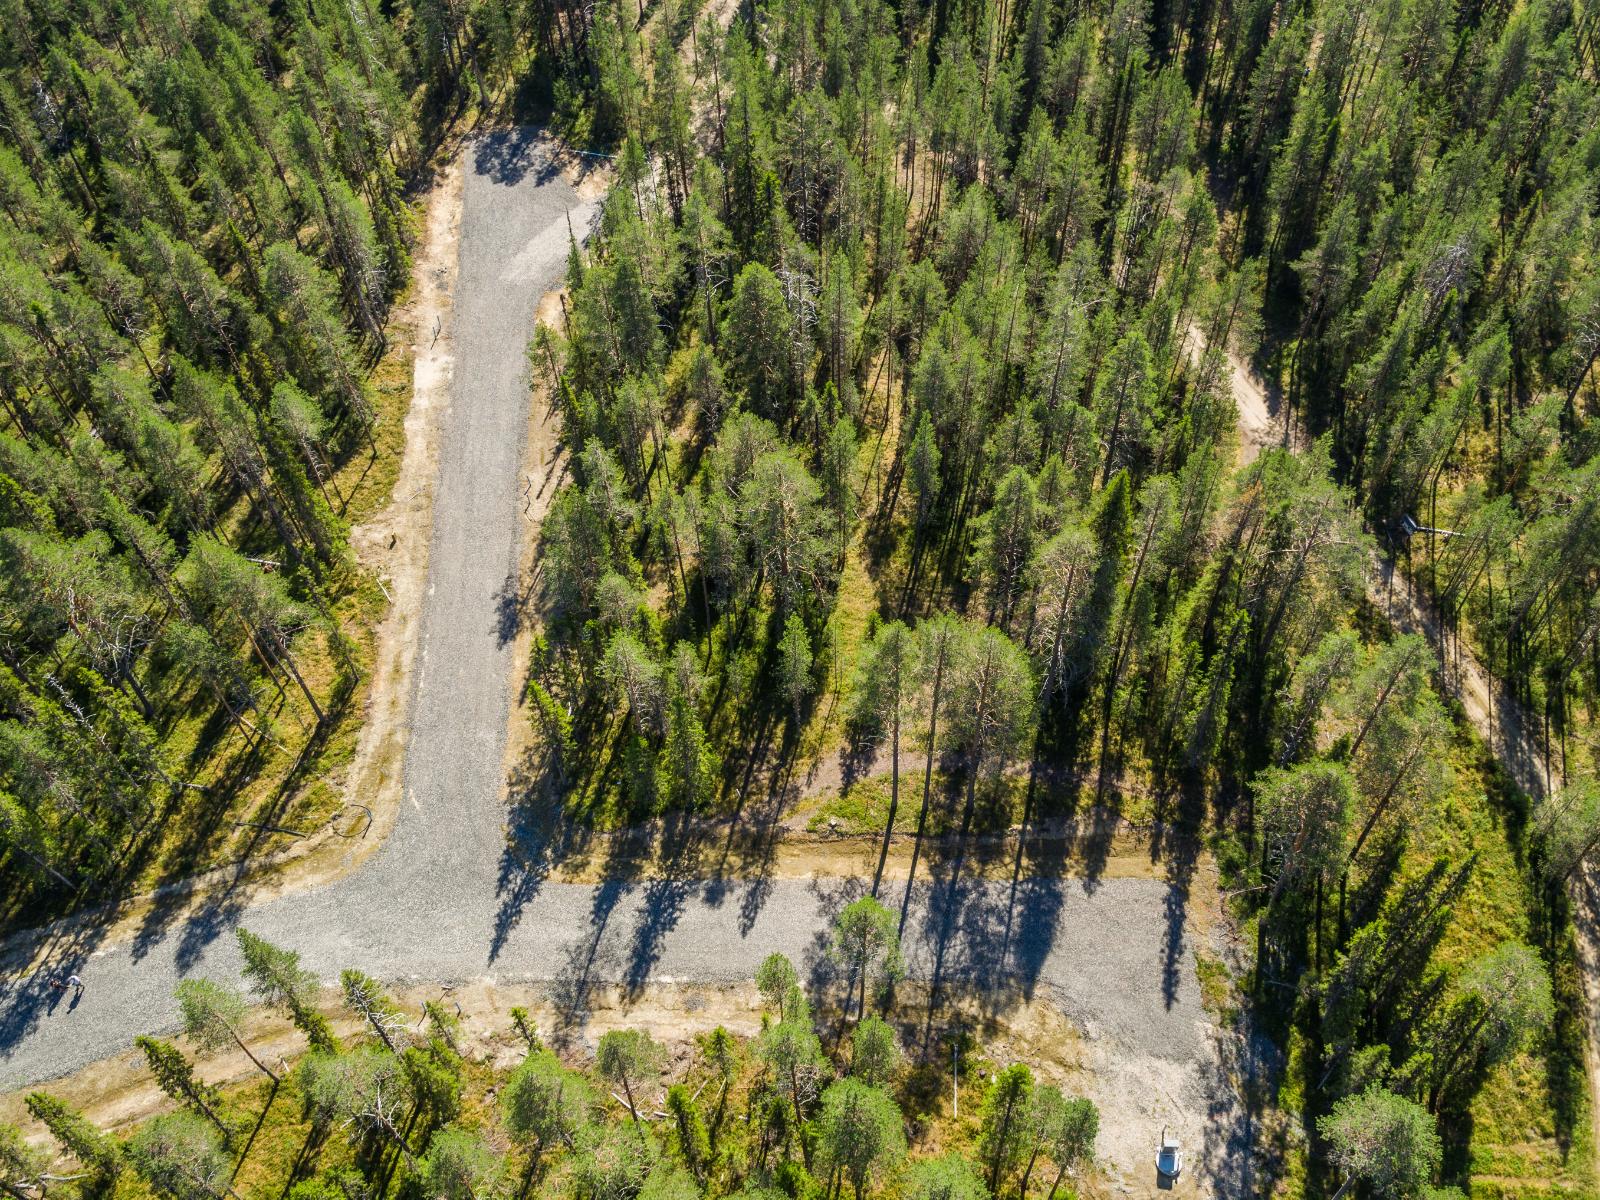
<box><xmin>1187</xmin><ymin>325</ymin><xmax>1295</xmax><ymax>465</ymax></box>
<box><xmin>1213</xmin><ymin>340</ymin><xmax>1600</xmax><ymax>1168</ymax></box>
<box><xmin>1368</xmin><ymin>549</ymin><xmax>1600</xmax><ymax>1166</ymax></box>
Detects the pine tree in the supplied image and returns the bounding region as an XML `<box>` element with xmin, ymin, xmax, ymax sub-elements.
<box><xmin>821</xmin><ymin>415</ymin><xmax>859</xmax><ymax>568</ymax></box>
<box><xmin>756</xmin><ymin>1017</ymin><xmax>827</xmax><ymax>1169</ymax></box>
<box><xmin>261</xmin><ymin>245</ymin><xmax>374</xmax><ymax>443</ymax></box>
<box><xmin>978</xmin><ymin>1064</ymin><xmax>1033</xmax><ymax>1194</ymax></box>
<box><xmin>660</xmin><ymin>644</ymin><xmax>717</xmax><ymax>808</ymax></box>
<box><xmin>816</xmin><ymin>1079</ymin><xmax>906</xmax><ymax>1200</ymax></box>
<box><xmin>830</xmin><ymin>895</ymin><xmax>904</xmax><ymax>1019</ymax></box>
<box><xmin>501</xmin><ymin>1050</ymin><xmax>595</xmax><ymax>1183</ymax></box>
<box><xmin>975</xmin><ymin>467</ymin><xmax>1037</xmax><ymax>629</ymax></box>
<box><xmin>299</xmin><ymin>1048</ymin><xmax>417</xmax><ymax>1167</ymax></box>
<box><xmin>340</xmin><ymin>968</ymin><xmax>409</xmax><ymax>1055</ymax></box>
<box><xmin>597</xmin><ymin>1029</ymin><xmax>665</xmax><ymax>1133</ymax></box>
<box><xmin>135</xmin><ymin>1037</ymin><xmax>231</xmax><ymax>1139</ymax></box>
<box><xmin>849</xmin><ymin>1017</ymin><xmax>900</xmax><ymax>1087</ymax></box>
<box><xmin>727</xmin><ymin>262</ymin><xmax>795</xmax><ymax>421</ymax></box>
<box><xmin>1319</xmin><ymin>1088</ymin><xmax>1440</xmax><ymax>1200</ymax></box>
<box><xmin>236</xmin><ymin>928</ymin><xmax>337</xmax><ymax>1053</ymax></box>
<box><xmin>665</xmin><ymin>1084</ymin><xmax>711</xmax><ymax>1182</ymax></box>
<box><xmin>176</xmin><ymin>978</ymin><xmax>281</xmax><ymax>1083</ymax></box>
<box><xmin>23</xmin><ymin>1093</ymin><xmax>121</xmax><ymax>1191</ymax></box>
<box><xmin>777</xmin><ymin>613</ymin><xmax>814</xmax><ymax>722</ymax></box>
<box><xmin>127</xmin><ymin>1113</ymin><xmax>231</xmax><ymax>1200</ymax></box>
<box><xmin>419</xmin><ymin>1128</ymin><xmax>506</xmax><ymax>1200</ymax></box>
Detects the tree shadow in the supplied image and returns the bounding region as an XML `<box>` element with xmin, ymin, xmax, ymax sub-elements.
<box><xmin>127</xmin><ymin>751</ymin><xmax>302</xmax><ymax>967</ymax></box>
<box><xmin>1202</xmin><ymin>1021</ymin><xmax>1286</xmax><ymax>1197</ymax></box>
<box><xmin>997</xmin><ymin>760</ymin><xmax>1067</xmax><ymax>994</ymax></box>
<box><xmin>912</xmin><ymin>768</ymin><xmax>1035</xmax><ymax>1053</ymax></box>
<box><xmin>172</xmin><ymin>888</ymin><xmax>251</xmax><ymax>973</ymax></box>
<box><xmin>803</xmin><ymin>876</ymin><xmax>867</xmax><ymax>1009</ymax></box>
<box><xmin>231</xmin><ymin>1079</ymin><xmax>281</xmax><ymax>1180</ymax></box>
<box><xmin>472</xmin><ymin>129</ymin><xmax>564</xmax><ymax>189</ymax></box>
<box><xmin>547</xmin><ymin>879</ymin><xmax>633</xmax><ymax>1032</ymax></box>
<box><xmin>488</xmin><ymin>777</ymin><xmax>590</xmax><ymax>964</ymax></box>
<box><xmin>0</xmin><ymin>932</ymin><xmax>101</xmax><ymax>1057</ymax></box>
<box><xmin>0</xmin><ymin>973</ymin><xmax>59</xmax><ymax>1059</ymax></box>
<box><xmin>118</xmin><ymin>676</ymin><xmax>345</xmax><ymax>965</ymax></box>
<box><xmin>615</xmin><ymin>719</ymin><xmax>806</xmax><ymax>989</ymax></box>
<box><xmin>521</xmin><ymin>706</ymin><xmax>820</xmax><ymax>1014</ymax></box>
<box><xmin>278</xmin><ymin>1120</ymin><xmax>329</xmax><ymax>1199</ymax></box>
<box><xmin>1146</xmin><ymin>776</ymin><xmax>1206</xmax><ymax>1011</ymax></box>
<box><xmin>493</xmin><ymin>569</ymin><xmax>529</xmax><ymax>649</ymax></box>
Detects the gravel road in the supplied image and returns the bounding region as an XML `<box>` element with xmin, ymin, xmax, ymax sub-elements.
<box><xmin>0</xmin><ymin>131</ymin><xmax>1240</xmax><ymax>1193</ymax></box>
<box><xmin>0</xmin><ymin>868</ymin><xmax>1206</xmax><ymax>1092</ymax></box>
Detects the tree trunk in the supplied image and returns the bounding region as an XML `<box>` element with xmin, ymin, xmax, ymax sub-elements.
<box><xmin>987</xmin><ymin>1090</ymin><xmax>1021</xmax><ymax>1193</ymax></box>
<box><xmin>620</xmin><ymin>1074</ymin><xmax>642</xmax><ymax>1133</ymax></box>
<box><xmin>858</xmin><ymin>929</ymin><xmax>870</xmax><ymax>1021</ymax></box>
<box><xmin>901</xmin><ymin>640</ymin><xmax>948</xmax><ymax>936</ymax></box>
<box><xmin>872</xmin><ymin>712</ymin><xmax>899</xmax><ymax>897</ymax></box>
<box><xmin>275</xmin><ymin>635</ymin><xmax>327</xmax><ymax>725</ymax></box>
<box><xmin>1347</xmin><ymin>642</ymin><xmax>1423</xmax><ymax>761</ymax></box>
<box><xmin>1019</xmin><ymin>1145</ymin><xmax>1041</xmax><ymax>1198</ymax></box>
<box><xmin>229</xmin><ymin>1025</ymin><xmax>280</xmax><ymax>1084</ymax></box>
<box><xmin>789</xmin><ymin>1064</ymin><xmax>811</xmax><ymax>1168</ymax></box>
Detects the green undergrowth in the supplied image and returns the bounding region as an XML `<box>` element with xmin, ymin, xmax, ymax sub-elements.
<box><xmin>1241</xmin><ymin>702</ymin><xmax>1594</xmax><ymax>1198</ymax></box>
<box><xmin>64</xmin><ymin>1002</ymin><xmax>1085</xmax><ymax>1200</ymax></box>
<box><xmin>803</xmin><ymin>764</ymin><xmax>1162</xmax><ymax>839</ymax></box>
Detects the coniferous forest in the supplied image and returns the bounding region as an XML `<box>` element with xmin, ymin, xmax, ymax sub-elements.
<box><xmin>0</xmin><ymin>0</ymin><xmax>429</xmax><ymax>928</ymax></box>
<box><xmin>4</xmin><ymin>0</ymin><xmax>1600</xmax><ymax>1196</ymax></box>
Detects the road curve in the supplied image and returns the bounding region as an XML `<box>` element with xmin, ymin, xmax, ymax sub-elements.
<box><xmin>0</xmin><ymin>131</ymin><xmax>1237</xmax><ymax>1194</ymax></box>
<box><xmin>0</xmin><ymin>130</ymin><xmax>592</xmax><ymax>1083</ymax></box>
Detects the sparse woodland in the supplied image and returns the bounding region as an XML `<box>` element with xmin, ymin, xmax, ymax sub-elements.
<box><xmin>3</xmin><ymin>0</ymin><xmax>1600</xmax><ymax>1195</ymax></box>
<box><xmin>3</xmin><ymin>913</ymin><xmax>1106</xmax><ymax>1200</ymax></box>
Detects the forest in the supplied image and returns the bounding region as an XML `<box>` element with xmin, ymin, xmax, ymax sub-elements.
<box><xmin>0</xmin><ymin>0</ymin><xmax>433</xmax><ymax>931</ymax></box>
<box><xmin>520</xmin><ymin>0</ymin><xmax>1600</xmax><ymax>1192</ymax></box>
<box><xmin>1</xmin><ymin>0</ymin><xmax>1599</xmax><ymax>1196</ymax></box>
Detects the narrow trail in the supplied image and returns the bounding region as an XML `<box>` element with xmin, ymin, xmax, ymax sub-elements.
<box><xmin>1186</xmin><ymin>325</ymin><xmax>1292</xmax><ymax>467</ymax></box>
<box><xmin>1368</xmin><ymin>541</ymin><xmax>1600</xmax><ymax>1168</ymax></box>
<box><xmin>1213</xmin><ymin>340</ymin><xmax>1600</xmax><ymax>1163</ymax></box>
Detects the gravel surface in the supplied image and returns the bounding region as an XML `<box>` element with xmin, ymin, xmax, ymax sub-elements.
<box><xmin>0</xmin><ymin>131</ymin><xmax>1241</xmax><ymax>1194</ymax></box>
<box><xmin>2</xmin><ymin>869</ymin><xmax>1204</xmax><ymax>1088</ymax></box>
